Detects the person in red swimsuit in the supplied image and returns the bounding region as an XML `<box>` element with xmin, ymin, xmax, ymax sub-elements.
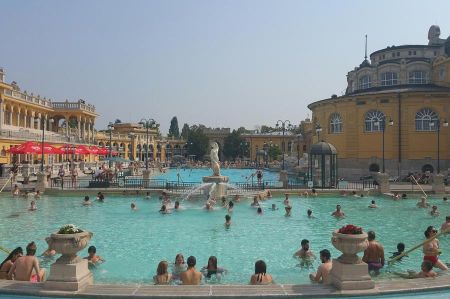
<box><xmin>422</xmin><ymin>226</ymin><xmax>448</xmax><ymax>271</ymax></box>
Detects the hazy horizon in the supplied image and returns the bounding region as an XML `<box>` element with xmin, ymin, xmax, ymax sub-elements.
<box><xmin>1</xmin><ymin>0</ymin><xmax>450</xmax><ymax>134</ymax></box>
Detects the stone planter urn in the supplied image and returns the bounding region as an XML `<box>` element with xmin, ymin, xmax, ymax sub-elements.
<box><xmin>329</xmin><ymin>229</ymin><xmax>374</xmax><ymax>290</ymax></box>
<box><xmin>46</xmin><ymin>231</ymin><xmax>93</xmax><ymax>264</ymax></box>
<box><xmin>44</xmin><ymin>229</ymin><xmax>94</xmax><ymax>291</ymax></box>
<box><xmin>331</xmin><ymin>230</ymin><xmax>369</xmax><ymax>264</ymax></box>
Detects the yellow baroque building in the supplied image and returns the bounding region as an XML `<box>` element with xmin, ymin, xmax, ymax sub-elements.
<box><xmin>0</xmin><ymin>68</ymin><xmax>98</xmax><ymax>171</ymax></box>
<box><xmin>308</xmin><ymin>26</ymin><xmax>450</xmax><ymax>180</ymax></box>
<box><xmin>95</xmin><ymin>122</ymin><xmax>187</xmax><ymax>163</ymax></box>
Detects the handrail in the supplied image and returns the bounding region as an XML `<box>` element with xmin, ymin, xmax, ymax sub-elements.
<box><xmin>388</xmin><ymin>227</ymin><xmax>449</xmax><ymax>265</ymax></box>
<box><xmin>0</xmin><ymin>175</ymin><xmax>12</xmax><ymax>193</ymax></box>
<box><xmin>409</xmin><ymin>175</ymin><xmax>427</xmax><ymax>198</ymax></box>
<box><xmin>0</xmin><ymin>245</ymin><xmax>10</xmax><ymax>254</ymax></box>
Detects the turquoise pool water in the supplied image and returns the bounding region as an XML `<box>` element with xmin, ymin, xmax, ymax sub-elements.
<box><xmin>1</xmin><ymin>290</ymin><xmax>450</xmax><ymax>299</ymax></box>
<box><xmin>0</xmin><ymin>192</ymin><xmax>449</xmax><ymax>285</ymax></box>
<box><xmin>152</xmin><ymin>168</ymin><xmax>280</xmax><ymax>183</ymax></box>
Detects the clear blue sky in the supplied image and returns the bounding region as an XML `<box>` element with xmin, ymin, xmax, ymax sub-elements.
<box><xmin>1</xmin><ymin>0</ymin><xmax>450</xmax><ymax>133</ymax></box>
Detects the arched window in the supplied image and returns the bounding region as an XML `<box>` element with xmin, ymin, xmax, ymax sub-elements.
<box><xmin>358</xmin><ymin>75</ymin><xmax>371</xmax><ymax>89</ymax></box>
<box><xmin>380</xmin><ymin>72</ymin><xmax>398</xmax><ymax>86</ymax></box>
<box><xmin>415</xmin><ymin>108</ymin><xmax>438</xmax><ymax>131</ymax></box>
<box><xmin>329</xmin><ymin>113</ymin><xmax>343</xmax><ymax>133</ymax></box>
<box><xmin>365</xmin><ymin>110</ymin><xmax>385</xmax><ymax>132</ymax></box>
<box><xmin>409</xmin><ymin>71</ymin><xmax>428</xmax><ymax>84</ymax></box>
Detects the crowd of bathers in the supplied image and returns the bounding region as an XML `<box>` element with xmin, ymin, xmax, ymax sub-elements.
<box><xmin>2</xmin><ymin>190</ymin><xmax>449</xmax><ymax>285</ymax></box>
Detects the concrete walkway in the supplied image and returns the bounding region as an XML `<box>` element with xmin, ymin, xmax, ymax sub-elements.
<box><xmin>0</xmin><ymin>276</ymin><xmax>449</xmax><ymax>298</ymax></box>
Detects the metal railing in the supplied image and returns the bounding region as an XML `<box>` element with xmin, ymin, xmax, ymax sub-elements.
<box><xmin>44</xmin><ymin>175</ymin><xmax>373</xmax><ymax>191</ymax></box>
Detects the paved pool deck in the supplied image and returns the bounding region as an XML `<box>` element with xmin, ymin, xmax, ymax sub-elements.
<box><xmin>0</xmin><ymin>276</ymin><xmax>449</xmax><ymax>298</ymax></box>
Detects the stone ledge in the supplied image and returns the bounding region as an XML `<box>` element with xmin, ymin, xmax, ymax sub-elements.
<box><xmin>0</xmin><ymin>276</ymin><xmax>449</xmax><ymax>298</ymax></box>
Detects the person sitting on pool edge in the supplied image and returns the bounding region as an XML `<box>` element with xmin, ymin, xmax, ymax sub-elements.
<box><xmin>309</xmin><ymin>249</ymin><xmax>332</xmax><ymax>284</ymax></box>
<box><xmin>180</xmin><ymin>256</ymin><xmax>202</xmax><ymax>285</ymax></box>
<box><xmin>153</xmin><ymin>261</ymin><xmax>172</xmax><ymax>285</ymax></box>
<box><xmin>8</xmin><ymin>242</ymin><xmax>45</xmax><ymax>282</ymax></box>
<box><xmin>331</xmin><ymin>205</ymin><xmax>345</xmax><ymax>217</ymax></box>
<box><xmin>84</xmin><ymin>246</ymin><xmax>105</xmax><ymax>266</ymax></box>
<box><xmin>362</xmin><ymin>231</ymin><xmax>385</xmax><ymax>275</ymax></box>
<box><xmin>250</xmin><ymin>260</ymin><xmax>273</xmax><ymax>285</ymax></box>
<box><xmin>395</xmin><ymin>260</ymin><xmax>437</xmax><ymax>279</ymax></box>
<box><xmin>0</xmin><ymin>247</ymin><xmax>23</xmax><ymax>280</ymax></box>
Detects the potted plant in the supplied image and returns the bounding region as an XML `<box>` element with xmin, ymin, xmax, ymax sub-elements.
<box><xmin>46</xmin><ymin>224</ymin><xmax>93</xmax><ymax>264</ymax></box>
<box><xmin>331</xmin><ymin>224</ymin><xmax>368</xmax><ymax>264</ymax></box>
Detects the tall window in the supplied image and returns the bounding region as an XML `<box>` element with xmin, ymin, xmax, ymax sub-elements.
<box><xmin>415</xmin><ymin>108</ymin><xmax>438</xmax><ymax>131</ymax></box>
<box><xmin>365</xmin><ymin>110</ymin><xmax>385</xmax><ymax>132</ymax></box>
<box><xmin>358</xmin><ymin>75</ymin><xmax>371</xmax><ymax>89</ymax></box>
<box><xmin>330</xmin><ymin>113</ymin><xmax>343</xmax><ymax>133</ymax></box>
<box><xmin>409</xmin><ymin>71</ymin><xmax>428</xmax><ymax>84</ymax></box>
<box><xmin>380</xmin><ymin>72</ymin><xmax>398</xmax><ymax>86</ymax></box>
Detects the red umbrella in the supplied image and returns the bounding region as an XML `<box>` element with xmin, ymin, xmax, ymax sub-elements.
<box><xmin>8</xmin><ymin>141</ymin><xmax>42</xmax><ymax>154</ymax></box>
<box><xmin>59</xmin><ymin>144</ymin><xmax>91</xmax><ymax>155</ymax></box>
<box><xmin>8</xmin><ymin>141</ymin><xmax>63</xmax><ymax>155</ymax></box>
<box><xmin>88</xmin><ymin>146</ymin><xmax>118</xmax><ymax>156</ymax></box>
<box><xmin>42</xmin><ymin>143</ymin><xmax>64</xmax><ymax>154</ymax></box>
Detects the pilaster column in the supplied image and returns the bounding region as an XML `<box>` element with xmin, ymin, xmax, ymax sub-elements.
<box><xmin>0</xmin><ymin>101</ymin><xmax>3</xmax><ymax>130</ymax></box>
<box><xmin>77</xmin><ymin>116</ymin><xmax>81</xmax><ymax>138</ymax></box>
<box><xmin>65</xmin><ymin>116</ymin><xmax>69</xmax><ymax>136</ymax></box>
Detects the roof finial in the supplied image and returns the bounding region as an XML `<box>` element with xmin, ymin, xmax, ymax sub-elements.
<box><xmin>364</xmin><ymin>34</ymin><xmax>368</xmax><ymax>60</ymax></box>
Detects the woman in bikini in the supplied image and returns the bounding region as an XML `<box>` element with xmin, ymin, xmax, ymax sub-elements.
<box><xmin>250</xmin><ymin>260</ymin><xmax>273</xmax><ymax>285</ymax></box>
<box><xmin>423</xmin><ymin>226</ymin><xmax>448</xmax><ymax>271</ymax></box>
<box><xmin>0</xmin><ymin>247</ymin><xmax>23</xmax><ymax>279</ymax></box>
<box><xmin>153</xmin><ymin>261</ymin><xmax>172</xmax><ymax>285</ymax></box>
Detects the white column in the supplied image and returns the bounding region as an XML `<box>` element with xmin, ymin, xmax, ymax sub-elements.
<box><xmin>0</xmin><ymin>101</ymin><xmax>4</xmax><ymax>130</ymax></box>
<box><xmin>77</xmin><ymin>116</ymin><xmax>81</xmax><ymax>138</ymax></box>
<box><xmin>65</xmin><ymin>117</ymin><xmax>69</xmax><ymax>136</ymax></box>
<box><xmin>9</xmin><ymin>111</ymin><xmax>13</xmax><ymax>126</ymax></box>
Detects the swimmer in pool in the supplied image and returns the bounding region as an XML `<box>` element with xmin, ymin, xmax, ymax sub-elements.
<box><xmin>224</xmin><ymin>215</ymin><xmax>231</xmax><ymax>228</ymax></box>
<box><xmin>331</xmin><ymin>205</ymin><xmax>345</xmax><ymax>218</ymax></box>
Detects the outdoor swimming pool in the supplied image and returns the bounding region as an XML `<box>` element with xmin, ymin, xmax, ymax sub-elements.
<box><xmin>1</xmin><ymin>190</ymin><xmax>449</xmax><ymax>286</ymax></box>
<box><xmin>152</xmin><ymin>168</ymin><xmax>281</xmax><ymax>183</ymax></box>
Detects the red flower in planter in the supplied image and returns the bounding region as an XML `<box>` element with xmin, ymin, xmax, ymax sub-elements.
<box><xmin>338</xmin><ymin>224</ymin><xmax>363</xmax><ymax>235</ymax></box>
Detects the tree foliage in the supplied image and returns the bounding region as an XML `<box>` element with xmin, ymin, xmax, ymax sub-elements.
<box><xmin>268</xmin><ymin>145</ymin><xmax>282</xmax><ymax>161</ymax></box>
<box><xmin>168</xmin><ymin>116</ymin><xmax>180</xmax><ymax>138</ymax></box>
<box><xmin>186</xmin><ymin>126</ymin><xmax>209</xmax><ymax>160</ymax></box>
<box><xmin>181</xmin><ymin>123</ymin><xmax>190</xmax><ymax>139</ymax></box>
<box><xmin>223</xmin><ymin>130</ymin><xmax>246</xmax><ymax>160</ymax></box>
<box><xmin>260</xmin><ymin>125</ymin><xmax>275</xmax><ymax>133</ymax></box>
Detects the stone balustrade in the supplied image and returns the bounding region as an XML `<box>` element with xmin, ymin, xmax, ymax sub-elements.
<box><xmin>52</xmin><ymin>102</ymin><xmax>96</xmax><ymax>113</ymax></box>
<box><xmin>3</xmin><ymin>89</ymin><xmax>53</xmax><ymax>108</ymax></box>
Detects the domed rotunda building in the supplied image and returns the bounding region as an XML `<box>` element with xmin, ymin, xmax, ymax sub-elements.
<box><xmin>308</xmin><ymin>25</ymin><xmax>450</xmax><ymax>180</ymax></box>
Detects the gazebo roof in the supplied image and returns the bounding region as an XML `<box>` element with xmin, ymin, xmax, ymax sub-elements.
<box><xmin>310</xmin><ymin>142</ymin><xmax>337</xmax><ymax>155</ymax></box>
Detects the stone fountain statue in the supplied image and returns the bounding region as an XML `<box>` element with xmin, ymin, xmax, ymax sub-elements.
<box><xmin>201</xmin><ymin>142</ymin><xmax>229</xmax><ymax>199</ymax></box>
<box><xmin>210</xmin><ymin>142</ymin><xmax>221</xmax><ymax>176</ymax></box>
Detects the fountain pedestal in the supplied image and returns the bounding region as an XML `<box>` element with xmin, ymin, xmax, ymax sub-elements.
<box><xmin>202</xmin><ymin>176</ymin><xmax>229</xmax><ymax>198</ymax></box>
